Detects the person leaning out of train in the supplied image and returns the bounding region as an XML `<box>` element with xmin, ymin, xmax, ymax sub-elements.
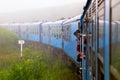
<box><xmin>77</xmin><ymin>52</ymin><xmax>82</xmax><ymax>62</ymax></box>
<box><xmin>76</xmin><ymin>38</ymin><xmax>80</xmax><ymax>52</ymax></box>
<box><xmin>74</xmin><ymin>29</ymin><xmax>87</xmax><ymax>45</ymax></box>
<box><xmin>73</xmin><ymin>30</ymin><xmax>81</xmax><ymax>39</ymax></box>
<box><xmin>74</xmin><ymin>30</ymin><xmax>82</xmax><ymax>62</ymax></box>
<box><xmin>76</xmin><ymin>38</ymin><xmax>82</xmax><ymax>62</ymax></box>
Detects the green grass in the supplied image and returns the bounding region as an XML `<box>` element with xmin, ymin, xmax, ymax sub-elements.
<box><xmin>0</xmin><ymin>27</ymin><xmax>79</xmax><ymax>80</ymax></box>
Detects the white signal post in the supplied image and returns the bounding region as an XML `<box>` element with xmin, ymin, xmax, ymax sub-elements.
<box><xmin>18</xmin><ymin>40</ymin><xmax>25</xmax><ymax>58</ymax></box>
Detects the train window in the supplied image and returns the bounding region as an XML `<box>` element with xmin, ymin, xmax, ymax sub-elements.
<box><xmin>111</xmin><ymin>0</ymin><xmax>120</xmax><ymax>79</ymax></box>
<box><xmin>92</xmin><ymin>19</ymin><xmax>96</xmax><ymax>49</ymax></box>
<box><xmin>51</xmin><ymin>26</ymin><xmax>54</xmax><ymax>37</ymax></box>
<box><xmin>58</xmin><ymin>26</ymin><xmax>60</xmax><ymax>39</ymax></box>
<box><xmin>35</xmin><ymin>26</ymin><xmax>37</xmax><ymax>35</ymax></box>
<box><xmin>54</xmin><ymin>26</ymin><xmax>56</xmax><ymax>38</ymax></box>
<box><xmin>56</xmin><ymin>25</ymin><xmax>59</xmax><ymax>39</ymax></box>
<box><xmin>63</xmin><ymin>25</ymin><xmax>71</xmax><ymax>42</ymax></box>
<box><xmin>58</xmin><ymin>25</ymin><xmax>61</xmax><ymax>39</ymax></box>
<box><xmin>98</xmin><ymin>20</ymin><xmax>104</xmax><ymax>56</ymax></box>
<box><xmin>36</xmin><ymin>26</ymin><xmax>37</xmax><ymax>35</ymax></box>
<box><xmin>47</xmin><ymin>26</ymin><xmax>48</xmax><ymax>36</ymax></box>
<box><xmin>52</xmin><ymin>25</ymin><xmax>61</xmax><ymax>39</ymax></box>
<box><xmin>42</xmin><ymin>25</ymin><xmax>49</xmax><ymax>37</ymax></box>
<box><xmin>59</xmin><ymin>26</ymin><xmax>62</xmax><ymax>39</ymax></box>
<box><xmin>46</xmin><ymin>26</ymin><xmax>48</xmax><ymax>36</ymax></box>
<box><xmin>37</xmin><ymin>26</ymin><xmax>39</xmax><ymax>35</ymax></box>
<box><xmin>34</xmin><ymin>26</ymin><xmax>36</xmax><ymax>35</ymax></box>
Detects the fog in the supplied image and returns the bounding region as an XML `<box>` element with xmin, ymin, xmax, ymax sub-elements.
<box><xmin>0</xmin><ymin>1</ymin><xmax>86</xmax><ymax>23</ymax></box>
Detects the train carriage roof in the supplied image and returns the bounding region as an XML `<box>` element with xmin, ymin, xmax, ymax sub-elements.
<box><xmin>52</xmin><ymin>20</ymin><xmax>64</xmax><ymax>25</ymax></box>
<box><xmin>63</xmin><ymin>15</ymin><xmax>81</xmax><ymax>25</ymax></box>
<box><xmin>41</xmin><ymin>22</ymin><xmax>53</xmax><ymax>26</ymax></box>
<box><xmin>42</xmin><ymin>20</ymin><xmax>64</xmax><ymax>26</ymax></box>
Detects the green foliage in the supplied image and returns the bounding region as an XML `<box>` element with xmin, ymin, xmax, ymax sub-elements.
<box><xmin>0</xmin><ymin>47</ymin><xmax>79</xmax><ymax>80</ymax></box>
<box><xmin>0</xmin><ymin>27</ymin><xmax>19</xmax><ymax>54</ymax></box>
<box><xmin>8</xmin><ymin>59</ymin><xmax>42</xmax><ymax>80</ymax></box>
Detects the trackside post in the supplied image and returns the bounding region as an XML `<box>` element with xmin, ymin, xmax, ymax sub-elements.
<box><xmin>18</xmin><ymin>40</ymin><xmax>25</xmax><ymax>58</ymax></box>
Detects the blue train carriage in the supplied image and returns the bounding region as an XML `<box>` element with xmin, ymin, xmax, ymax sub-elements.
<box><xmin>63</xmin><ymin>15</ymin><xmax>81</xmax><ymax>62</ymax></box>
<box><xmin>41</xmin><ymin>21</ymin><xmax>64</xmax><ymax>48</ymax></box>
<box><xmin>41</xmin><ymin>22</ymin><xmax>53</xmax><ymax>45</ymax></box>
<box><xmin>20</xmin><ymin>23</ymin><xmax>30</xmax><ymax>40</ymax></box>
<box><xmin>49</xmin><ymin>20</ymin><xmax>64</xmax><ymax>48</ymax></box>
<box><xmin>27</xmin><ymin>22</ymin><xmax>42</xmax><ymax>42</ymax></box>
<box><xmin>19</xmin><ymin>22</ymin><xmax>41</xmax><ymax>42</ymax></box>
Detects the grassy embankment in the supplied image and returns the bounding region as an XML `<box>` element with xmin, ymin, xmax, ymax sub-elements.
<box><xmin>0</xmin><ymin>27</ymin><xmax>79</xmax><ymax>80</ymax></box>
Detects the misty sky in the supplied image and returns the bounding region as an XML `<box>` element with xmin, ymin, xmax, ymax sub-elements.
<box><xmin>0</xmin><ymin>0</ymin><xmax>86</xmax><ymax>13</ymax></box>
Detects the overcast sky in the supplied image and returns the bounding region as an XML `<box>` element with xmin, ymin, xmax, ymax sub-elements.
<box><xmin>0</xmin><ymin>0</ymin><xmax>86</xmax><ymax>13</ymax></box>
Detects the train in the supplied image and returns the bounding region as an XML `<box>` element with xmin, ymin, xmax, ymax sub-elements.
<box><xmin>0</xmin><ymin>16</ymin><xmax>80</xmax><ymax>62</ymax></box>
<box><xmin>0</xmin><ymin>0</ymin><xmax>120</xmax><ymax>80</ymax></box>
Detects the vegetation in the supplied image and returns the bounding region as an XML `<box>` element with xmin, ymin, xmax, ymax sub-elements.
<box><xmin>0</xmin><ymin>27</ymin><xmax>19</xmax><ymax>54</ymax></box>
<box><xmin>0</xmin><ymin>27</ymin><xmax>79</xmax><ymax>80</ymax></box>
<box><xmin>111</xmin><ymin>43</ymin><xmax>120</xmax><ymax>73</ymax></box>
